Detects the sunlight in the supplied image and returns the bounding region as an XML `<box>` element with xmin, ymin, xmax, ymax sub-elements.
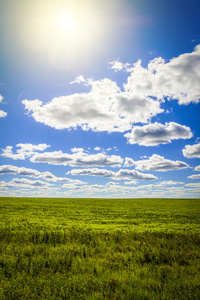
<box><xmin>20</xmin><ymin>1</ymin><xmax>106</xmax><ymax>69</ymax></box>
<box><xmin>58</xmin><ymin>13</ymin><xmax>75</xmax><ymax>31</ymax></box>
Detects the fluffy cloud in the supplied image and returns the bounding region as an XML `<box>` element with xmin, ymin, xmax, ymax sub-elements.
<box><xmin>188</xmin><ymin>165</ymin><xmax>200</xmax><ymax>179</ymax></box>
<box><xmin>0</xmin><ymin>95</ymin><xmax>7</xmax><ymax>117</ymax></box>
<box><xmin>185</xmin><ymin>182</ymin><xmax>200</xmax><ymax>188</ymax></box>
<box><xmin>188</xmin><ymin>174</ymin><xmax>200</xmax><ymax>179</ymax></box>
<box><xmin>59</xmin><ymin>180</ymin><xmax>200</xmax><ymax>197</ymax></box>
<box><xmin>135</xmin><ymin>154</ymin><xmax>189</xmax><ymax>172</ymax></box>
<box><xmin>0</xmin><ymin>110</ymin><xmax>7</xmax><ymax>118</ymax></box>
<box><xmin>108</xmin><ymin>61</ymin><xmax>125</xmax><ymax>71</ymax></box>
<box><xmin>30</xmin><ymin>151</ymin><xmax>123</xmax><ymax>167</ymax></box>
<box><xmin>124</xmin><ymin>180</ymin><xmax>137</xmax><ymax>185</ymax></box>
<box><xmin>22</xmin><ymin>45</ymin><xmax>200</xmax><ymax>136</ymax></box>
<box><xmin>94</xmin><ymin>146</ymin><xmax>101</xmax><ymax>151</ymax></box>
<box><xmin>0</xmin><ymin>165</ymin><xmax>41</xmax><ymax>177</ymax></box>
<box><xmin>1</xmin><ymin>143</ymin><xmax>50</xmax><ymax>160</ymax></box>
<box><xmin>67</xmin><ymin>168</ymin><xmax>157</xmax><ymax>181</ymax></box>
<box><xmin>124</xmin><ymin>44</ymin><xmax>200</xmax><ymax>104</ymax></box>
<box><xmin>62</xmin><ymin>183</ymin><xmax>105</xmax><ymax>194</ymax></box>
<box><xmin>194</xmin><ymin>165</ymin><xmax>200</xmax><ymax>171</ymax></box>
<box><xmin>182</xmin><ymin>143</ymin><xmax>200</xmax><ymax>158</ymax></box>
<box><xmin>22</xmin><ymin>77</ymin><xmax>163</xmax><ymax>133</ymax></box>
<box><xmin>159</xmin><ymin>180</ymin><xmax>184</xmax><ymax>185</ymax></box>
<box><xmin>113</xmin><ymin>93</ymin><xmax>162</xmax><ymax>125</ymax></box>
<box><xmin>0</xmin><ymin>165</ymin><xmax>85</xmax><ymax>185</ymax></box>
<box><xmin>124</xmin><ymin>157</ymin><xmax>135</xmax><ymax>167</ymax></box>
<box><xmin>70</xmin><ymin>75</ymin><xmax>86</xmax><ymax>84</ymax></box>
<box><xmin>0</xmin><ymin>178</ymin><xmax>52</xmax><ymax>189</ymax></box>
<box><xmin>124</xmin><ymin>122</ymin><xmax>193</xmax><ymax>146</ymax></box>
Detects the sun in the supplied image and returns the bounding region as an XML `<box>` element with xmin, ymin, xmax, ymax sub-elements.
<box><xmin>58</xmin><ymin>13</ymin><xmax>75</xmax><ymax>31</ymax></box>
<box><xmin>21</xmin><ymin>1</ymin><xmax>107</xmax><ymax>69</ymax></box>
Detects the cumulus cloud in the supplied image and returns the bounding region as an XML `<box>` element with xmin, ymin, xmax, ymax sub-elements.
<box><xmin>22</xmin><ymin>77</ymin><xmax>163</xmax><ymax>133</ymax></box>
<box><xmin>108</xmin><ymin>61</ymin><xmax>124</xmax><ymax>71</ymax></box>
<box><xmin>185</xmin><ymin>182</ymin><xmax>200</xmax><ymax>188</ymax></box>
<box><xmin>71</xmin><ymin>147</ymin><xmax>85</xmax><ymax>153</ymax></box>
<box><xmin>124</xmin><ymin>45</ymin><xmax>200</xmax><ymax>104</ymax></box>
<box><xmin>62</xmin><ymin>183</ymin><xmax>105</xmax><ymax>194</ymax></box>
<box><xmin>30</xmin><ymin>150</ymin><xmax>123</xmax><ymax>167</ymax></box>
<box><xmin>94</xmin><ymin>146</ymin><xmax>101</xmax><ymax>151</ymax></box>
<box><xmin>182</xmin><ymin>143</ymin><xmax>200</xmax><ymax>158</ymax></box>
<box><xmin>194</xmin><ymin>165</ymin><xmax>200</xmax><ymax>171</ymax></box>
<box><xmin>67</xmin><ymin>168</ymin><xmax>157</xmax><ymax>181</ymax></box>
<box><xmin>124</xmin><ymin>157</ymin><xmax>135</xmax><ymax>167</ymax></box>
<box><xmin>188</xmin><ymin>174</ymin><xmax>200</xmax><ymax>179</ymax></box>
<box><xmin>124</xmin><ymin>122</ymin><xmax>193</xmax><ymax>146</ymax></box>
<box><xmin>1</xmin><ymin>143</ymin><xmax>50</xmax><ymax>160</ymax></box>
<box><xmin>0</xmin><ymin>178</ymin><xmax>52</xmax><ymax>189</ymax></box>
<box><xmin>0</xmin><ymin>110</ymin><xmax>7</xmax><ymax>118</ymax></box>
<box><xmin>135</xmin><ymin>154</ymin><xmax>189</xmax><ymax>172</ymax></box>
<box><xmin>0</xmin><ymin>165</ymin><xmax>41</xmax><ymax>177</ymax></box>
<box><xmin>124</xmin><ymin>180</ymin><xmax>137</xmax><ymax>185</ymax></box>
<box><xmin>0</xmin><ymin>165</ymin><xmax>85</xmax><ymax>185</ymax></box>
<box><xmin>0</xmin><ymin>95</ymin><xmax>7</xmax><ymax>117</ymax></box>
<box><xmin>159</xmin><ymin>180</ymin><xmax>184</xmax><ymax>185</ymax></box>
<box><xmin>22</xmin><ymin>45</ymin><xmax>200</xmax><ymax>135</ymax></box>
<box><xmin>70</xmin><ymin>75</ymin><xmax>86</xmax><ymax>84</ymax></box>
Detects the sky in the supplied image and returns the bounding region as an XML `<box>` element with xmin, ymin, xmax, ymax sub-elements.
<box><xmin>0</xmin><ymin>0</ymin><xmax>200</xmax><ymax>198</ymax></box>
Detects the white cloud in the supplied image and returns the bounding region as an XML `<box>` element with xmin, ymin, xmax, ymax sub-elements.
<box><xmin>21</xmin><ymin>45</ymin><xmax>200</xmax><ymax>135</ymax></box>
<box><xmin>62</xmin><ymin>183</ymin><xmax>105</xmax><ymax>194</ymax></box>
<box><xmin>0</xmin><ymin>165</ymin><xmax>41</xmax><ymax>177</ymax></box>
<box><xmin>188</xmin><ymin>174</ymin><xmax>200</xmax><ymax>179</ymax></box>
<box><xmin>0</xmin><ymin>110</ymin><xmax>7</xmax><ymax>118</ymax></box>
<box><xmin>194</xmin><ymin>165</ymin><xmax>200</xmax><ymax>171</ymax></box>
<box><xmin>182</xmin><ymin>143</ymin><xmax>200</xmax><ymax>158</ymax></box>
<box><xmin>0</xmin><ymin>178</ymin><xmax>52</xmax><ymax>189</ymax></box>
<box><xmin>106</xmin><ymin>181</ymin><xmax>120</xmax><ymax>186</ymax></box>
<box><xmin>70</xmin><ymin>75</ymin><xmax>86</xmax><ymax>84</ymax></box>
<box><xmin>124</xmin><ymin>157</ymin><xmax>135</xmax><ymax>167</ymax></box>
<box><xmin>1</xmin><ymin>143</ymin><xmax>50</xmax><ymax>160</ymax></box>
<box><xmin>30</xmin><ymin>150</ymin><xmax>123</xmax><ymax>167</ymax></box>
<box><xmin>108</xmin><ymin>61</ymin><xmax>132</xmax><ymax>72</ymax></box>
<box><xmin>108</xmin><ymin>61</ymin><xmax>124</xmax><ymax>71</ymax></box>
<box><xmin>67</xmin><ymin>168</ymin><xmax>157</xmax><ymax>181</ymax></box>
<box><xmin>113</xmin><ymin>93</ymin><xmax>163</xmax><ymax>125</ymax></box>
<box><xmin>135</xmin><ymin>154</ymin><xmax>189</xmax><ymax>172</ymax></box>
<box><xmin>94</xmin><ymin>146</ymin><xmax>101</xmax><ymax>151</ymax></box>
<box><xmin>124</xmin><ymin>122</ymin><xmax>193</xmax><ymax>146</ymax></box>
<box><xmin>70</xmin><ymin>147</ymin><xmax>85</xmax><ymax>153</ymax></box>
<box><xmin>185</xmin><ymin>182</ymin><xmax>200</xmax><ymax>188</ymax></box>
<box><xmin>124</xmin><ymin>45</ymin><xmax>200</xmax><ymax>104</ymax></box>
<box><xmin>159</xmin><ymin>180</ymin><xmax>184</xmax><ymax>185</ymax></box>
<box><xmin>0</xmin><ymin>165</ymin><xmax>85</xmax><ymax>185</ymax></box>
<box><xmin>0</xmin><ymin>94</ymin><xmax>7</xmax><ymax>117</ymax></box>
<box><xmin>94</xmin><ymin>146</ymin><xmax>117</xmax><ymax>152</ymax></box>
<box><xmin>124</xmin><ymin>180</ymin><xmax>137</xmax><ymax>185</ymax></box>
<box><xmin>22</xmin><ymin>77</ymin><xmax>163</xmax><ymax>133</ymax></box>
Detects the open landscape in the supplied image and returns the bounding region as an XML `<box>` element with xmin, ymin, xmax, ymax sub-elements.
<box><xmin>0</xmin><ymin>197</ymin><xmax>199</xmax><ymax>299</ymax></box>
<box><xmin>1</xmin><ymin>2</ymin><xmax>200</xmax><ymax>299</ymax></box>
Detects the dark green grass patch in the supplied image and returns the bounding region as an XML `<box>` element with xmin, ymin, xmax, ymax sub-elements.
<box><xmin>0</xmin><ymin>197</ymin><xmax>200</xmax><ymax>299</ymax></box>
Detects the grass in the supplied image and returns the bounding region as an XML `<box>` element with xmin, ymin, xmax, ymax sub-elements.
<box><xmin>0</xmin><ymin>197</ymin><xmax>200</xmax><ymax>299</ymax></box>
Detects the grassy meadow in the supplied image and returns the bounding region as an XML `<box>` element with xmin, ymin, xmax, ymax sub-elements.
<box><xmin>0</xmin><ymin>197</ymin><xmax>199</xmax><ymax>299</ymax></box>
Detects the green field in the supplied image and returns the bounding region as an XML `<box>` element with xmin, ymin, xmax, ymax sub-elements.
<box><xmin>0</xmin><ymin>197</ymin><xmax>200</xmax><ymax>299</ymax></box>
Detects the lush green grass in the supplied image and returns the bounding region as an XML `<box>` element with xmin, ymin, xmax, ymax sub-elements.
<box><xmin>0</xmin><ymin>197</ymin><xmax>200</xmax><ymax>299</ymax></box>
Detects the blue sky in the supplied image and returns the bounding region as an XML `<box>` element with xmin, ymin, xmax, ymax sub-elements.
<box><xmin>0</xmin><ymin>0</ymin><xmax>200</xmax><ymax>198</ymax></box>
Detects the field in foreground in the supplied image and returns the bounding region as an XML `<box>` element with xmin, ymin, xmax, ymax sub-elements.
<box><xmin>0</xmin><ymin>197</ymin><xmax>199</xmax><ymax>299</ymax></box>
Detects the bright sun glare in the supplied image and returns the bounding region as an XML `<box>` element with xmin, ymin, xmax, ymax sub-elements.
<box><xmin>22</xmin><ymin>1</ymin><xmax>106</xmax><ymax>68</ymax></box>
<box><xmin>58</xmin><ymin>13</ymin><xmax>75</xmax><ymax>30</ymax></box>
